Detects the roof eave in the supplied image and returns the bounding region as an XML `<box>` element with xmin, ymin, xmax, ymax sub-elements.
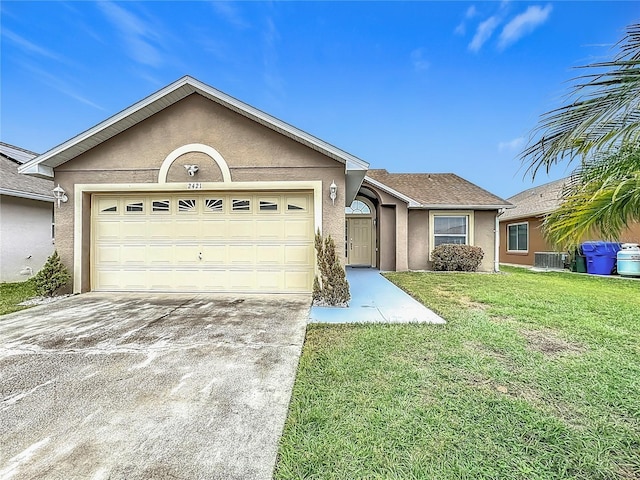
<box><xmin>0</xmin><ymin>188</ymin><xmax>55</xmax><ymax>202</ymax></box>
<box><xmin>500</xmin><ymin>210</ymin><xmax>550</xmax><ymax>221</ymax></box>
<box><xmin>409</xmin><ymin>204</ymin><xmax>514</xmax><ymax>210</ymax></box>
<box><xmin>17</xmin><ymin>162</ymin><xmax>54</xmax><ymax>179</ymax></box>
<box><xmin>20</xmin><ymin>75</ymin><xmax>370</xmax><ymax>176</ymax></box>
<box><xmin>363</xmin><ymin>176</ymin><xmax>419</xmax><ymax>207</ymax></box>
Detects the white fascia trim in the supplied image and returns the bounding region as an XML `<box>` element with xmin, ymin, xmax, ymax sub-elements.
<box><xmin>22</xmin><ymin>75</ymin><xmax>369</xmax><ymax>173</ymax></box>
<box><xmin>0</xmin><ymin>188</ymin><xmax>55</xmax><ymax>202</ymax></box>
<box><xmin>500</xmin><ymin>210</ymin><xmax>548</xmax><ymax>222</ymax></box>
<box><xmin>20</xmin><ymin>81</ymin><xmax>193</xmax><ymax>173</ymax></box>
<box><xmin>363</xmin><ymin>176</ymin><xmax>419</xmax><ymax>207</ymax></box>
<box><xmin>18</xmin><ymin>162</ymin><xmax>54</xmax><ymax>178</ymax></box>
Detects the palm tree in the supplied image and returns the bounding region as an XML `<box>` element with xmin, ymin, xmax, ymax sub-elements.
<box><xmin>543</xmin><ymin>144</ymin><xmax>640</xmax><ymax>246</ymax></box>
<box><xmin>520</xmin><ymin>23</ymin><xmax>640</xmax><ymax>246</ymax></box>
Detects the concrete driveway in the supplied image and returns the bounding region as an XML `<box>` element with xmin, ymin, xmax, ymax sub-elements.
<box><xmin>0</xmin><ymin>293</ymin><xmax>309</xmax><ymax>480</ymax></box>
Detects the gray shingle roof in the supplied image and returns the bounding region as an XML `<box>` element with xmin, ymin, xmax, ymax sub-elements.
<box><xmin>366</xmin><ymin>169</ymin><xmax>511</xmax><ymax>209</ymax></box>
<box><xmin>0</xmin><ymin>143</ymin><xmax>54</xmax><ymax>200</ymax></box>
<box><xmin>500</xmin><ymin>178</ymin><xmax>567</xmax><ymax>221</ymax></box>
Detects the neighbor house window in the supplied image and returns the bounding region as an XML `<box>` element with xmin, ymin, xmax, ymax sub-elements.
<box><xmin>507</xmin><ymin>222</ymin><xmax>528</xmax><ymax>252</ymax></box>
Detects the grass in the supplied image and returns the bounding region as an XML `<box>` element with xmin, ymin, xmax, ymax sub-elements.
<box><xmin>276</xmin><ymin>267</ymin><xmax>640</xmax><ymax>479</ymax></box>
<box><xmin>0</xmin><ymin>280</ymin><xmax>36</xmax><ymax>316</ymax></box>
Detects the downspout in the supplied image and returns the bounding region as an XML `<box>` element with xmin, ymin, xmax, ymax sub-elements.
<box><xmin>495</xmin><ymin>209</ymin><xmax>505</xmax><ymax>272</ymax></box>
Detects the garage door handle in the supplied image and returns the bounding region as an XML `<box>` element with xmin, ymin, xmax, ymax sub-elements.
<box><xmin>198</xmin><ymin>252</ymin><xmax>203</xmax><ymax>260</ymax></box>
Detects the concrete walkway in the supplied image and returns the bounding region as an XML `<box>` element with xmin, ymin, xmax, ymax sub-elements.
<box><xmin>310</xmin><ymin>268</ymin><xmax>445</xmax><ymax>324</ymax></box>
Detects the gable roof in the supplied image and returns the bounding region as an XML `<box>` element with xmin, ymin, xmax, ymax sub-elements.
<box><xmin>365</xmin><ymin>169</ymin><xmax>512</xmax><ymax>209</ymax></box>
<box><xmin>500</xmin><ymin>178</ymin><xmax>567</xmax><ymax>221</ymax></box>
<box><xmin>0</xmin><ymin>143</ymin><xmax>54</xmax><ymax>202</ymax></box>
<box><xmin>18</xmin><ymin>76</ymin><xmax>369</xmax><ymax>179</ymax></box>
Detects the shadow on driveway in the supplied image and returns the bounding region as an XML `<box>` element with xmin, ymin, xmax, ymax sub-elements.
<box><xmin>0</xmin><ymin>293</ymin><xmax>309</xmax><ymax>480</ymax></box>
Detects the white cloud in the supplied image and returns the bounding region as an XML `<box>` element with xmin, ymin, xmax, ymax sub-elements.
<box><xmin>498</xmin><ymin>136</ymin><xmax>525</xmax><ymax>152</ymax></box>
<box><xmin>2</xmin><ymin>28</ymin><xmax>61</xmax><ymax>61</ymax></box>
<box><xmin>468</xmin><ymin>16</ymin><xmax>501</xmax><ymax>52</ymax></box>
<box><xmin>410</xmin><ymin>48</ymin><xmax>430</xmax><ymax>71</ymax></box>
<box><xmin>498</xmin><ymin>4</ymin><xmax>552</xmax><ymax>50</ymax></box>
<box><xmin>211</xmin><ymin>1</ymin><xmax>249</xmax><ymax>29</ymax></box>
<box><xmin>20</xmin><ymin>62</ymin><xmax>105</xmax><ymax>111</ymax></box>
<box><xmin>454</xmin><ymin>5</ymin><xmax>478</xmax><ymax>35</ymax></box>
<box><xmin>97</xmin><ymin>2</ymin><xmax>165</xmax><ymax>67</ymax></box>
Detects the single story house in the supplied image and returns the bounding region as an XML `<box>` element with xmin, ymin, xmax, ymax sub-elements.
<box><xmin>0</xmin><ymin>142</ymin><xmax>54</xmax><ymax>282</ymax></box>
<box><xmin>500</xmin><ymin>178</ymin><xmax>640</xmax><ymax>266</ymax></box>
<box><xmin>20</xmin><ymin>76</ymin><xmax>511</xmax><ymax>294</ymax></box>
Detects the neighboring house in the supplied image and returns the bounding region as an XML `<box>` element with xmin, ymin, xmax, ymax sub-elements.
<box><xmin>499</xmin><ymin>178</ymin><xmax>640</xmax><ymax>266</ymax></box>
<box><xmin>20</xmin><ymin>76</ymin><xmax>511</xmax><ymax>294</ymax></box>
<box><xmin>0</xmin><ymin>142</ymin><xmax>55</xmax><ymax>282</ymax></box>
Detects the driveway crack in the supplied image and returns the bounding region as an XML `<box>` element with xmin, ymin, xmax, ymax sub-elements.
<box><xmin>146</xmin><ymin>296</ymin><xmax>198</xmax><ymax>327</ymax></box>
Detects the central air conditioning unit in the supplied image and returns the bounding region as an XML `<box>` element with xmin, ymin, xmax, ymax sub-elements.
<box><xmin>534</xmin><ymin>252</ymin><xmax>567</xmax><ymax>270</ymax></box>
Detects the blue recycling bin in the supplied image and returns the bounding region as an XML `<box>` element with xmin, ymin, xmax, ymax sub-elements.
<box><xmin>581</xmin><ymin>241</ymin><xmax>621</xmax><ymax>275</ymax></box>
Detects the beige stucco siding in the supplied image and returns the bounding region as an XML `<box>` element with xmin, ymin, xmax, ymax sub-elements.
<box><xmin>474</xmin><ymin>210</ymin><xmax>497</xmax><ymax>272</ymax></box>
<box><xmin>378</xmin><ymin>206</ymin><xmax>396</xmax><ymax>271</ymax></box>
<box><xmin>0</xmin><ymin>195</ymin><xmax>54</xmax><ymax>282</ymax></box>
<box><xmin>53</xmin><ymin>93</ymin><xmax>348</xmax><ymax>291</ymax></box>
<box><xmin>407</xmin><ymin>209</ymin><xmax>497</xmax><ymax>272</ymax></box>
<box><xmin>407</xmin><ymin>210</ymin><xmax>429</xmax><ymax>270</ymax></box>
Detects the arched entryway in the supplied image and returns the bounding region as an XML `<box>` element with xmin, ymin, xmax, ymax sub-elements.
<box><xmin>345</xmin><ymin>196</ymin><xmax>376</xmax><ymax>267</ymax></box>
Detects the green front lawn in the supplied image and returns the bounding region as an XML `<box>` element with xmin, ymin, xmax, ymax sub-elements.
<box><xmin>0</xmin><ymin>280</ymin><xmax>36</xmax><ymax>316</ymax></box>
<box><xmin>276</xmin><ymin>267</ymin><xmax>640</xmax><ymax>479</ymax></box>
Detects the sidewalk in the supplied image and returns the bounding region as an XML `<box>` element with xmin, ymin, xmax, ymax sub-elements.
<box><xmin>309</xmin><ymin>267</ymin><xmax>445</xmax><ymax>324</ymax></box>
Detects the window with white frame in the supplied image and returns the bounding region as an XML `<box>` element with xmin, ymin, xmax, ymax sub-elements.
<box><xmin>507</xmin><ymin>222</ymin><xmax>528</xmax><ymax>252</ymax></box>
<box><xmin>431</xmin><ymin>214</ymin><xmax>471</xmax><ymax>247</ymax></box>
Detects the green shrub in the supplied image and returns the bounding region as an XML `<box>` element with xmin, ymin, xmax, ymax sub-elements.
<box><xmin>32</xmin><ymin>251</ymin><xmax>71</xmax><ymax>297</ymax></box>
<box><xmin>431</xmin><ymin>244</ymin><xmax>484</xmax><ymax>272</ymax></box>
<box><xmin>313</xmin><ymin>230</ymin><xmax>350</xmax><ymax>306</ymax></box>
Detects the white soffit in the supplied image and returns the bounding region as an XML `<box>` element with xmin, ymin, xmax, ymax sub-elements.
<box><xmin>19</xmin><ymin>76</ymin><xmax>369</xmax><ymax>178</ymax></box>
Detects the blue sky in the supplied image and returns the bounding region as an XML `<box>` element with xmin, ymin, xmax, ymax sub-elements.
<box><xmin>1</xmin><ymin>1</ymin><xmax>638</xmax><ymax>198</ymax></box>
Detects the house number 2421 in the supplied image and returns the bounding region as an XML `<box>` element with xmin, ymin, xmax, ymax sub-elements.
<box><xmin>187</xmin><ymin>182</ymin><xmax>202</xmax><ymax>189</ymax></box>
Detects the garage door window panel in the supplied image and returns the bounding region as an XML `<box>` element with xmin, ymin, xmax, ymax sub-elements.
<box><xmin>98</xmin><ymin>198</ymin><xmax>118</xmax><ymax>214</ymax></box>
<box><xmin>287</xmin><ymin>196</ymin><xmax>308</xmax><ymax>212</ymax></box>
<box><xmin>259</xmin><ymin>199</ymin><xmax>279</xmax><ymax>212</ymax></box>
<box><xmin>125</xmin><ymin>200</ymin><xmax>144</xmax><ymax>213</ymax></box>
<box><xmin>204</xmin><ymin>198</ymin><xmax>223</xmax><ymax>213</ymax></box>
<box><xmin>178</xmin><ymin>199</ymin><xmax>197</xmax><ymax>213</ymax></box>
<box><xmin>152</xmin><ymin>200</ymin><xmax>170</xmax><ymax>213</ymax></box>
<box><xmin>232</xmin><ymin>199</ymin><xmax>251</xmax><ymax>212</ymax></box>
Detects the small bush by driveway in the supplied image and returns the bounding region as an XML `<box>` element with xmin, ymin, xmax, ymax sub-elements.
<box><xmin>1</xmin><ymin>293</ymin><xmax>309</xmax><ymax>480</ymax></box>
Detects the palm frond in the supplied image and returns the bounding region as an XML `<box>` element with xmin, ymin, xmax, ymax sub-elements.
<box><xmin>521</xmin><ymin>23</ymin><xmax>640</xmax><ymax>177</ymax></box>
<box><xmin>543</xmin><ymin>144</ymin><xmax>640</xmax><ymax>247</ymax></box>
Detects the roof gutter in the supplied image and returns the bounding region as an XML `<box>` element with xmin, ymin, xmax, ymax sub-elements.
<box><xmin>0</xmin><ymin>188</ymin><xmax>55</xmax><ymax>203</ymax></box>
<box><xmin>408</xmin><ymin>204</ymin><xmax>514</xmax><ymax>210</ymax></box>
<box><xmin>494</xmin><ymin>208</ymin><xmax>506</xmax><ymax>273</ymax></box>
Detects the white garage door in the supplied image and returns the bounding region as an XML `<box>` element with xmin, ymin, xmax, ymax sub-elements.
<box><xmin>91</xmin><ymin>192</ymin><xmax>315</xmax><ymax>293</ymax></box>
